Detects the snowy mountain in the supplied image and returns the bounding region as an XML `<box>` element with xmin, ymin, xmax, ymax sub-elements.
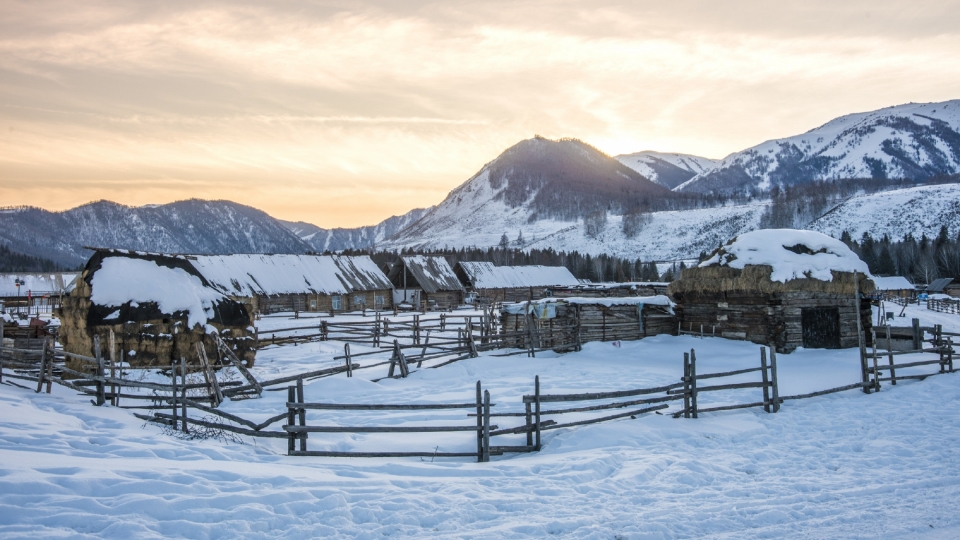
<box><xmin>677</xmin><ymin>100</ymin><xmax>960</xmax><ymax>194</ymax></box>
<box><xmin>380</xmin><ymin>136</ymin><xmax>672</xmax><ymax>250</ymax></box>
<box><xmin>0</xmin><ymin>200</ymin><xmax>311</xmax><ymax>268</ymax></box>
<box><xmin>379</xmin><ymin>181</ymin><xmax>960</xmax><ymax>261</ymax></box>
<box><xmin>280</xmin><ymin>207</ymin><xmax>432</xmax><ymax>253</ymax></box>
<box><xmin>615</xmin><ymin>151</ymin><xmax>718</xmax><ymax>189</ymax></box>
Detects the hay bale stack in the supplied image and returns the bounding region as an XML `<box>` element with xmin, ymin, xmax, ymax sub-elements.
<box><xmin>56</xmin><ymin>250</ymin><xmax>256</xmax><ymax>376</ymax></box>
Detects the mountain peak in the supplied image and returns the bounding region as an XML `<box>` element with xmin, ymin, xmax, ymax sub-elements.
<box><xmin>677</xmin><ymin>99</ymin><xmax>960</xmax><ymax>194</ymax></box>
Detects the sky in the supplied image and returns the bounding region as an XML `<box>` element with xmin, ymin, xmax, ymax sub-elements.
<box><xmin>1</xmin><ymin>1</ymin><xmax>959</xmax><ymax>228</ymax></box>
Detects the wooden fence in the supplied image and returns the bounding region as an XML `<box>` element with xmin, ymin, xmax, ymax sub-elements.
<box><xmin>283</xmin><ymin>380</ymin><xmax>497</xmax><ymax>461</ymax></box>
<box><xmin>863</xmin><ymin>324</ymin><xmax>956</xmax><ymax>392</ymax></box>
<box><xmin>927</xmin><ymin>298</ymin><xmax>960</xmax><ymax>315</ymax></box>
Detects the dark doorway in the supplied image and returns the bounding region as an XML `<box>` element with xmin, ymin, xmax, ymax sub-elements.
<box><xmin>801</xmin><ymin>307</ymin><xmax>841</xmax><ymax>349</ymax></box>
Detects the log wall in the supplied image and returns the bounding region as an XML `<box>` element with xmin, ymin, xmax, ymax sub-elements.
<box><xmin>499</xmin><ymin>302</ymin><xmax>677</xmax><ymax>349</ymax></box>
<box><xmin>673</xmin><ymin>290</ymin><xmax>873</xmax><ymax>353</ymax></box>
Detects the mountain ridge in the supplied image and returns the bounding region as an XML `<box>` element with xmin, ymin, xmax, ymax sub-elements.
<box><xmin>676</xmin><ymin>100</ymin><xmax>960</xmax><ymax>194</ymax></box>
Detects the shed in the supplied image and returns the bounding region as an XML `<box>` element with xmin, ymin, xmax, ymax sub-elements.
<box><xmin>926</xmin><ymin>278</ymin><xmax>960</xmax><ymax>297</ymax></box>
<box><xmin>499</xmin><ymin>296</ymin><xmax>677</xmax><ymax>349</ymax></box>
<box><xmin>871</xmin><ymin>276</ymin><xmax>917</xmax><ymax>302</ymax></box>
<box><xmin>0</xmin><ymin>272</ymin><xmax>78</xmax><ymax>316</ymax></box>
<box><xmin>548</xmin><ymin>281</ymin><xmax>669</xmax><ymax>299</ymax></box>
<box><xmin>387</xmin><ymin>256</ymin><xmax>464</xmax><ymax>309</ymax></box>
<box><xmin>56</xmin><ymin>250</ymin><xmax>256</xmax><ymax>370</ymax></box>
<box><xmin>669</xmin><ymin>229</ymin><xmax>875</xmax><ymax>353</ymax></box>
<box><xmin>454</xmin><ymin>262</ymin><xmax>579</xmax><ymax>303</ymax></box>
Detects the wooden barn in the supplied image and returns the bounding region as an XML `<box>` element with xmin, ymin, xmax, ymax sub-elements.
<box><xmin>56</xmin><ymin>250</ymin><xmax>256</xmax><ymax>370</ymax></box>
<box><xmin>0</xmin><ymin>272</ymin><xmax>78</xmax><ymax>317</ymax></box>
<box><xmin>871</xmin><ymin>276</ymin><xmax>916</xmax><ymax>302</ymax></box>
<box><xmin>454</xmin><ymin>262</ymin><xmax>579</xmax><ymax>303</ymax></box>
<box><xmin>926</xmin><ymin>277</ymin><xmax>960</xmax><ymax>297</ymax></box>
<box><xmin>187</xmin><ymin>253</ymin><xmax>394</xmax><ymax>314</ymax></box>
<box><xmin>548</xmin><ymin>281</ymin><xmax>669</xmax><ymax>299</ymax></box>
<box><xmin>669</xmin><ymin>229</ymin><xmax>875</xmax><ymax>353</ymax></box>
<box><xmin>387</xmin><ymin>256</ymin><xmax>464</xmax><ymax>310</ymax></box>
<box><xmin>499</xmin><ymin>296</ymin><xmax>677</xmax><ymax>349</ymax></box>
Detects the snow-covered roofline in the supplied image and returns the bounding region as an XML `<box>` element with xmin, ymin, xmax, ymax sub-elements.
<box><xmin>502</xmin><ymin>295</ymin><xmax>674</xmax><ymax>314</ymax></box>
<box><xmin>457</xmin><ymin>262</ymin><xmax>578</xmax><ymax>289</ymax></box>
<box><xmin>700</xmin><ymin>229</ymin><xmax>870</xmax><ymax>283</ymax></box>
<box><xmin>86</xmin><ymin>249</ymin><xmax>391</xmax><ymax>297</ymax></box>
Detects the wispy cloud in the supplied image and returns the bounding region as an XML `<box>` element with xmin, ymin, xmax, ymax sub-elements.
<box><xmin>1</xmin><ymin>0</ymin><xmax>959</xmax><ymax>226</ymax></box>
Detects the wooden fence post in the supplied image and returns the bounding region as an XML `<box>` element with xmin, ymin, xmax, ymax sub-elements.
<box><xmin>36</xmin><ymin>335</ymin><xmax>48</xmax><ymax>393</ymax></box>
<box><xmin>682</xmin><ymin>352</ymin><xmax>691</xmax><ymax>418</ymax></box>
<box><xmin>482</xmin><ymin>389</ymin><xmax>491</xmax><ymax>463</ymax></box>
<box><xmin>886</xmin><ymin>325</ymin><xmax>896</xmax><ymax>385</ymax></box>
<box><xmin>180</xmin><ymin>358</ymin><xmax>189</xmax><ymax>433</ymax></box>
<box><xmin>395</xmin><ymin>340</ymin><xmax>409</xmax><ymax>377</ymax></box>
<box><xmin>344</xmin><ymin>343</ymin><xmax>353</xmax><ymax>377</ymax></box>
<box><xmin>94</xmin><ymin>335</ymin><xmax>105</xmax><ymax>406</ymax></box>
<box><xmin>0</xmin><ymin>321</ymin><xmax>4</xmax><ymax>384</ymax></box>
<box><xmin>287</xmin><ymin>386</ymin><xmax>296</xmax><ymax>456</ymax></box>
<box><xmin>172</xmin><ymin>361</ymin><xmax>179</xmax><ymax>429</ymax></box>
<box><xmin>769</xmin><ymin>347</ymin><xmax>780</xmax><ymax>413</ymax></box>
<box><xmin>689</xmin><ymin>349</ymin><xmax>698</xmax><ymax>418</ymax></box>
<box><xmin>535</xmin><ymin>375</ymin><xmax>542</xmax><ymax>450</ymax></box>
<box><xmin>475</xmin><ymin>381</ymin><xmax>483</xmax><ymax>462</ymax></box>
<box><xmin>43</xmin><ymin>337</ymin><xmax>53</xmax><ymax>394</ymax></box>
<box><xmin>912</xmin><ymin>318</ymin><xmax>921</xmax><ymax>351</ymax></box>
<box><xmin>296</xmin><ymin>377</ymin><xmax>306</xmax><ymax>452</ymax></box>
<box><xmin>524</xmin><ymin>402</ymin><xmax>533</xmax><ymax>447</ymax></box>
<box><xmin>871</xmin><ymin>329</ymin><xmax>880</xmax><ymax>392</ymax></box>
<box><xmin>760</xmin><ymin>347</ymin><xmax>771</xmax><ymax>413</ymax></box>
<box><xmin>949</xmin><ymin>337</ymin><xmax>955</xmax><ymax>373</ymax></box>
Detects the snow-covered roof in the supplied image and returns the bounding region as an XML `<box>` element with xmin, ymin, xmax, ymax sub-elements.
<box><xmin>0</xmin><ymin>273</ymin><xmax>78</xmax><ymax>297</ymax></box>
<box><xmin>456</xmin><ymin>262</ymin><xmax>578</xmax><ymax>289</ymax></box>
<box><xmin>926</xmin><ymin>278</ymin><xmax>957</xmax><ymax>293</ymax></box>
<box><xmin>390</xmin><ymin>256</ymin><xmax>463</xmax><ymax>293</ymax></box>
<box><xmin>503</xmin><ymin>295</ymin><xmax>674</xmax><ymax>314</ymax></box>
<box><xmin>554</xmin><ymin>281</ymin><xmax>669</xmax><ymax>290</ymax></box>
<box><xmin>189</xmin><ymin>254</ymin><xmax>392</xmax><ymax>296</ymax></box>
<box><xmin>871</xmin><ymin>276</ymin><xmax>915</xmax><ymax>291</ymax></box>
<box><xmin>700</xmin><ymin>229</ymin><xmax>870</xmax><ymax>283</ymax></box>
<box><xmin>90</xmin><ymin>257</ymin><xmax>229</xmax><ymax>328</ymax></box>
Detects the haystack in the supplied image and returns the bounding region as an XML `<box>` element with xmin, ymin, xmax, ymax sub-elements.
<box><xmin>57</xmin><ymin>250</ymin><xmax>256</xmax><ymax>374</ymax></box>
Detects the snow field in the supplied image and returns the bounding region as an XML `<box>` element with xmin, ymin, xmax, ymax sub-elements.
<box><xmin>1</xmin><ymin>306</ymin><xmax>959</xmax><ymax>537</ymax></box>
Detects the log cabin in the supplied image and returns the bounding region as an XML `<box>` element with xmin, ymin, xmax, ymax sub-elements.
<box><xmin>454</xmin><ymin>261</ymin><xmax>579</xmax><ymax>304</ymax></box>
<box><xmin>669</xmin><ymin>229</ymin><xmax>875</xmax><ymax>353</ymax></box>
<box><xmin>386</xmin><ymin>256</ymin><xmax>464</xmax><ymax>310</ymax></box>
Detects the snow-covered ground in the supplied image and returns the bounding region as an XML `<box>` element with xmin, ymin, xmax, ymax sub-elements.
<box><xmin>1</xmin><ymin>304</ymin><xmax>959</xmax><ymax>538</ymax></box>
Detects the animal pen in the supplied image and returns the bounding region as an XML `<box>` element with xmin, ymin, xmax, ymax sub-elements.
<box><xmin>1</xmin><ymin>303</ymin><xmax>957</xmax><ymax>462</ymax></box>
<box><xmin>498</xmin><ymin>297</ymin><xmax>678</xmax><ymax>352</ymax></box>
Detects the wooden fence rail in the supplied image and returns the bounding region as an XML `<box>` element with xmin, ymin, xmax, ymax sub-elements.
<box><xmin>282</xmin><ymin>379</ymin><xmax>498</xmax><ymax>461</ymax></box>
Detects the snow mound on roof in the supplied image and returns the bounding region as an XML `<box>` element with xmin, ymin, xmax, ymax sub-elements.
<box><xmin>90</xmin><ymin>258</ymin><xmax>226</xmax><ymax>328</ymax></box>
<box><xmin>459</xmin><ymin>262</ymin><xmax>579</xmax><ymax>289</ymax></box>
<box><xmin>700</xmin><ymin>229</ymin><xmax>870</xmax><ymax>283</ymax></box>
<box><xmin>503</xmin><ymin>295</ymin><xmax>674</xmax><ymax>314</ymax></box>
<box><xmin>872</xmin><ymin>276</ymin><xmax>915</xmax><ymax>291</ymax></box>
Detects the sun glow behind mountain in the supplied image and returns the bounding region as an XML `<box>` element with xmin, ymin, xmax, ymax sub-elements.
<box><xmin>1</xmin><ymin>0</ymin><xmax>959</xmax><ymax>226</ymax></box>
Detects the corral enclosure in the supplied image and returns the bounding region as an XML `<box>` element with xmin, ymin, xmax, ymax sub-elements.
<box><xmin>499</xmin><ymin>296</ymin><xmax>677</xmax><ymax>349</ymax></box>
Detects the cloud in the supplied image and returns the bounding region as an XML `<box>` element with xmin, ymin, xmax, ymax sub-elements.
<box><xmin>1</xmin><ymin>0</ymin><xmax>959</xmax><ymax>226</ymax></box>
